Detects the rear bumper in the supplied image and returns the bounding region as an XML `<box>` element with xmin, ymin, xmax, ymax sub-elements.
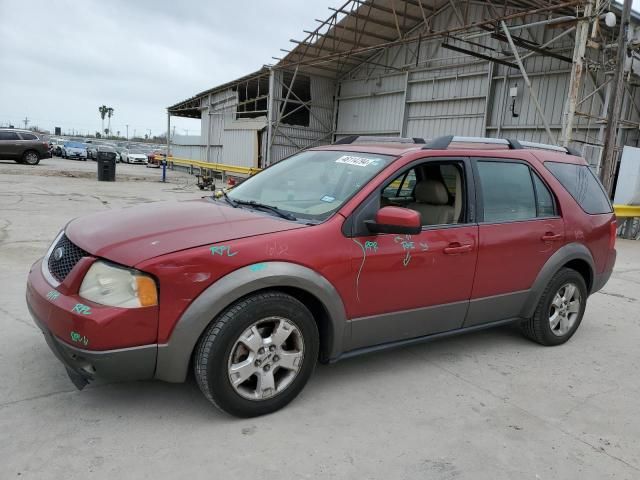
<box><xmin>592</xmin><ymin>249</ymin><xmax>616</xmax><ymax>294</ymax></box>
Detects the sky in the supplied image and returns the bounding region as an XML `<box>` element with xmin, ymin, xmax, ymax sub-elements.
<box><xmin>0</xmin><ymin>0</ymin><xmax>341</xmax><ymax>138</ymax></box>
<box><xmin>1</xmin><ymin>0</ymin><xmax>640</xmax><ymax>139</ymax></box>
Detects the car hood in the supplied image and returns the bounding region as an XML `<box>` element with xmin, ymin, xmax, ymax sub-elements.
<box><xmin>65</xmin><ymin>199</ymin><xmax>306</xmax><ymax>266</ymax></box>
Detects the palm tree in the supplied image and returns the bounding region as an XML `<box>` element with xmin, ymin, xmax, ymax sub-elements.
<box><xmin>106</xmin><ymin>107</ymin><xmax>114</xmax><ymax>136</ymax></box>
<box><xmin>98</xmin><ymin>105</ymin><xmax>108</xmax><ymax>136</ymax></box>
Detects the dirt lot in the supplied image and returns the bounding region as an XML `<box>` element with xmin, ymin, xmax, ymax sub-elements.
<box><xmin>1</xmin><ymin>158</ymin><xmax>640</xmax><ymax>479</ymax></box>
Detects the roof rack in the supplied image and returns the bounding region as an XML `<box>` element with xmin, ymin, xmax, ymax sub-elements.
<box><xmin>422</xmin><ymin>135</ymin><xmax>581</xmax><ymax>156</ymax></box>
<box><xmin>334</xmin><ymin>135</ymin><xmax>426</xmax><ymax>145</ymax></box>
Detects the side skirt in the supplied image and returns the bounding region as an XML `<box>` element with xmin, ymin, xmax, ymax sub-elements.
<box><xmin>332</xmin><ymin>317</ymin><xmax>521</xmax><ymax>362</ymax></box>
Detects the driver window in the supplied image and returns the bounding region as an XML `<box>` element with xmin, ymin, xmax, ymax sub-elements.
<box><xmin>381</xmin><ymin>162</ymin><xmax>466</xmax><ymax>226</ymax></box>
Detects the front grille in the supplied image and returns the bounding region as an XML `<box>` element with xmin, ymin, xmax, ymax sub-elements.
<box><xmin>47</xmin><ymin>234</ymin><xmax>89</xmax><ymax>282</ymax></box>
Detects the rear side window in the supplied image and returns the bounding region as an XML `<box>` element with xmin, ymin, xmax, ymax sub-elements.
<box><xmin>532</xmin><ymin>172</ymin><xmax>556</xmax><ymax>217</ymax></box>
<box><xmin>19</xmin><ymin>133</ymin><xmax>37</xmax><ymax>140</ymax></box>
<box><xmin>0</xmin><ymin>131</ymin><xmax>20</xmax><ymax>140</ymax></box>
<box><xmin>545</xmin><ymin>162</ymin><xmax>612</xmax><ymax>214</ymax></box>
<box><xmin>477</xmin><ymin>161</ymin><xmax>536</xmax><ymax>222</ymax></box>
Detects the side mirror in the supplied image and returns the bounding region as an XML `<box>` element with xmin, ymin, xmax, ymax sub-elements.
<box><xmin>365</xmin><ymin>206</ymin><xmax>422</xmax><ymax>235</ymax></box>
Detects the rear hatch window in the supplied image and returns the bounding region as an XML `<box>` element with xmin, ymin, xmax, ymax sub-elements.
<box><xmin>545</xmin><ymin>162</ymin><xmax>612</xmax><ymax>214</ymax></box>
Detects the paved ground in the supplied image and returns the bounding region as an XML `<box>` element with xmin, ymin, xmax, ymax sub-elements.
<box><xmin>1</xmin><ymin>158</ymin><xmax>640</xmax><ymax>479</ymax></box>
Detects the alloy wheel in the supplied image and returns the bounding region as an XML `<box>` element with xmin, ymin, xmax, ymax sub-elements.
<box><xmin>227</xmin><ymin>316</ymin><xmax>304</xmax><ymax>401</ymax></box>
<box><xmin>549</xmin><ymin>282</ymin><xmax>581</xmax><ymax>336</ymax></box>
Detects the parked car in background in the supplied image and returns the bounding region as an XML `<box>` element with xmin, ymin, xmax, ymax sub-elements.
<box><xmin>50</xmin><ymin>138</ymin><xmax>66</xmax><ymax>157</ymax></box>
<box><xmin>146</xmin><ymin>148</ymin><xmax>167</xmax><ymax>168</ymax></box>
<box><xmin>123</xmin><ymin>149</ymin><xmax>148</xmax><ymax>164</ymax></box>
<box><xmin>62</xmin><ymin>142</ymin><xmax>87</xmax><ymax>161</ymax></box>
<box><xmin>0</xmin><ymin>128</ymin><xmax>50</xmax><ymax>165</ymax></box>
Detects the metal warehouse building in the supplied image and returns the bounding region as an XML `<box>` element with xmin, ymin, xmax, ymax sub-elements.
<box><xmin>167</xmin><ymin>0</ymin><xmax>640</xmax><ymax>191</ymax></box>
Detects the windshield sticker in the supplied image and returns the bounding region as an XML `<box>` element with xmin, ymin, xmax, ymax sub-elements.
<box><xmin>335</xmin><ymin>155</ymin><xmax>376</xmax><ymax>167</ymax></box>
<box><xmin>320</xmin><ymin>195</ymin><xmax>335</xmax><ymax>203</ymax></box>
<box><xmin>72</xmin><ymin>303</ymin><xmax>92</xmax><ymax>315</ymax></box>
<box><xmin>70</xmin><ymin>331</ymin><xmax>89</xmax><ymax>346</ymax></box>
<box><xmin>210</xmin><ymin>245</ymin><xmax>238</xmax><ymax>257</ymax></box>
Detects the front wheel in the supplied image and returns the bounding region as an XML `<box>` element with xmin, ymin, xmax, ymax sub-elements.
<box><xmin>520</xmin><ymin>268</ymin><xmax>587</xmax><ymax>346</ymax></box>
<box><xmin>194</xmin><ymin>291</ymin><xmax>319</xmax><ymax>417</ymax></box>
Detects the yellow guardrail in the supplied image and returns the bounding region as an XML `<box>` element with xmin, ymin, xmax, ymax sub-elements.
<box><xmin>614</xmin><ymin>205</ymin><xmax>640</xmax><ymax>218</ymax></box>
<box><xmin>166</xmin><ymin>156</ymin><xmax>261</xmax><ymax>177</ymax></box>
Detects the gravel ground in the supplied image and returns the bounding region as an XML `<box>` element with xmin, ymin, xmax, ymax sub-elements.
<box><xmin>1</xmin><ymin>159</ymin><xmax>639</xmax><ymax>479</ymax></box>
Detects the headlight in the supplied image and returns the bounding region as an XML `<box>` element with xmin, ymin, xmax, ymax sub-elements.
<box><xmin>79</xmin><ymin>261</ymin><xmax>158</xmax><ymax>308</ymax></box>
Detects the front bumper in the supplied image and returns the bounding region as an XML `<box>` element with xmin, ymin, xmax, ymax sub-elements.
<box><xmin>26</xmin><ymin>258</ymin><xmax>157</xmax><ymax>388</ymax></box>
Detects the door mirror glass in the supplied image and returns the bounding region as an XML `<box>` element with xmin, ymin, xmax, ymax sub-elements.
<box><xmin>365</xmin><ymin>206</ymin><xmax>422</xmax><ymax>235</ymax></box>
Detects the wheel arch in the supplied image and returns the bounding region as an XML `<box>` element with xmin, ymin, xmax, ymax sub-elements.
<box><xmin>521</xmin><ymin>243</ymin><xmax>595</xmax><ymax>319</ymax></box>
<box><xmin>155</xmin><ymin>262</ymin><xmax>348</xmax><ymax>383</ymax></box>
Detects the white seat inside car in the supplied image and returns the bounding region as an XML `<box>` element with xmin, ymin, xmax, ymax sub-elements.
<box><xmin>408</xmin><ymin>179</ymin><xmax>455</xmax><ymax>225</ymax></box>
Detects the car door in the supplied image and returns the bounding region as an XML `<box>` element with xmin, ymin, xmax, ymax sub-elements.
<box><xmin>0</xmin><ymin>131</ymin><xmax>21</xmax><ymax>159</ymax></box>
<box><xmin>465</xmin><ymin>158</ymin><xmax>564</xmax><ymax>327</ymax></box>
<box><xmin>344</xmin><ymin>158</ymin><xmax>479</xmax><ymax>351</ymax></box>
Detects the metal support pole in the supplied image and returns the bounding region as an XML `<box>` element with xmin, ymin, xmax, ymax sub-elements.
<box><xmin>265</xmin><ymin>68</ymin><xmax>275</xmax><ymax>166</ymax></box>
<box><xmin>601</xmin><ymin>0</ymin><xmax>632</xmax><ymax>194</ymax></box>
<box><xmin>562</xmin><ymin>0</ymin><xmax>593</xmax><ymax>146</ymax></box>
<box><xmin>166</xmin><ymin>111</ymin><xmax>171</xmax><ymax>160</ymax></box>
<box><xmin>501</xmin><ymin>20</ymin><xmax>556</xmax><ymax>144</ymax></box>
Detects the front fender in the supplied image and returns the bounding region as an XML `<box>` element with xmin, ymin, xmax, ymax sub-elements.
<box><xmin>520</xmin><ymin>242</ymin><xmax>595</xmax><ymax>319</ymax></box>
<box><xmin>155</xmin><ymin>262</ymin><xmax>348</xmax><ymax>383</ymax></box>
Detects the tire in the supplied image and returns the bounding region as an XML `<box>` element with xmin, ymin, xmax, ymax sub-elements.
<box><xmin>22</xmin><ymin>150</ymin><xmax>40</xmax><ymax>165</ymax></box>
<box><xmin>194</xmin><ymin>291</ymin><xmax>319</xmax><ymax>417</ymax></box>
<box><xmin>520</xmin><ymin>268</ymin><xmax>588</xmax><ymax>346</ymax></box>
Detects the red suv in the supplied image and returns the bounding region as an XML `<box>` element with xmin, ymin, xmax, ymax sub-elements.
<box><xmin>26</xmin><ymin>136</ymin><xmax>617</xmax><ymax>417</ymax></box>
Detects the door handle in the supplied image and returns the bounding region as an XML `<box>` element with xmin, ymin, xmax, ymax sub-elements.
<box><xmin>541</xmin><ymin>232</ymin><xmax>563</xmax><ymax>242</ymax></box>
<box><xmin>443</xmin><ymin>243</ymin><xmax>473</xmax><ymax>255</ymax></box>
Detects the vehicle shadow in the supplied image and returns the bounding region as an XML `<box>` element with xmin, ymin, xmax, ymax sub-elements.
<box><xmin>73</xmin><ymin>324</ymin><xmax>529</xmax><ymax>422</ymax></box>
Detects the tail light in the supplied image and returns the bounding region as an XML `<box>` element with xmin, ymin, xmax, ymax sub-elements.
<box><xmin>609</xmin><ymin>219</ymin><xmax>617</xmax><ymax>250</ymax></box>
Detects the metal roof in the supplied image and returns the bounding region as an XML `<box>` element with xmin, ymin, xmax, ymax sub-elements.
<box><xmin>274</xmin><ymin>0</ymin><xmax>584</xmax><ymax>78</ymax></box>
<box><xmin>168</xmin><ymin>67</ymin><xmax>270</xmax><ymax>118</ymax></box>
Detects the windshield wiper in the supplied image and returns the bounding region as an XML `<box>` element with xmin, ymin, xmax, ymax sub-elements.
<box><xmin>233</xmin><ymin>199</ymin><xmax>297</xmax><ymax>221</ymax></box>
<box><xmin>218</xmin><ymin>189</ymin><xmax>238</xmax><ymax>208</ymax></box>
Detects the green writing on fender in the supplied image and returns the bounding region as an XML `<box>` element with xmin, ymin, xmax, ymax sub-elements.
<box><xmin>70</xmin><ymin>331</ymin><xmax>89</xmax><ymax>346</ymax></box>
<box><xmin>46</xmin><ymin>290</ymin><xmax>60</xmax><ymax>301</ymax></box>
<box><xmin>72</xmin><ymin>303</ymin><xmax>92</xmax><ymax>315</ymax></box>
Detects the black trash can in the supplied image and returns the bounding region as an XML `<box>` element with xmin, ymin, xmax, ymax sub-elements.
<box><xmin>97</xmin><ymin>147</ymin><xmax>117</xmax><ymax>181</ymax></box>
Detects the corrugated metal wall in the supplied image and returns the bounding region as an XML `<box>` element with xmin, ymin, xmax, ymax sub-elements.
<box><xmin>196</xmin><ymin>88</ymin><xmax>265</xmax><ymax>168</ymax></box>
<box><xmin>269</xmin><ymin>71</ymin><xmax>335</xmax><ymax>163</ymax></box>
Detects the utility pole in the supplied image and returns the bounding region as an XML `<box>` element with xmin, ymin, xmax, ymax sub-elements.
<box><xmin>126</xmin><ymin>124</ymin><xmax>129</xmax><ymax>140</ymax></box>
<box><xmin>601</xmin><ymin>0</ymin><xmax>632</xmax><ymax>195</ymax></box>
<box><xmin>23</xmin><ymin>117</ymin><xmax>29</xmax><ymax>129</ymax></box>
<box><xmin>147</xmin><ymin>129</ymin><xmax>152</xmax><ymax>139</ymax></box>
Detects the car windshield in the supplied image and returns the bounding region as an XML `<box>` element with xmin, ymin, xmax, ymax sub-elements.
<box><xmin>64</xmin><ymin>142</ymin><xmax>84</xmax><ymax>148</ymax></box>
<box><xmin>227</xmin><ymin>150</ymin><xmax>394</xmax><ymax>222</ymax></box>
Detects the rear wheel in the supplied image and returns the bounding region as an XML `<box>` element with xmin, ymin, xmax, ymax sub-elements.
<box><xmin>194</xmin><ymin>291</ymin><xmax>319</xmax><ymax>417</ymax></box>
<box><xmin>520</xmin><ymin>268</ymin><xmax>587</xmax><ymax>345</ymax></box>
<box><xmin>22</xmin><ymin>150</ymin><xmax>40</xmax><ymax>165</ymax></box>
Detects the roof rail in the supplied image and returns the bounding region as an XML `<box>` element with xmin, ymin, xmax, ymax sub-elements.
<box><xmin>422</xmin><ymin>135</ymin><xmax>581</xmax><ymax>156</ymax></box>
<box><xmin>334</xmin><ymin>135</ymin><xmax>425</xmax><ymax>145</ymax></box>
